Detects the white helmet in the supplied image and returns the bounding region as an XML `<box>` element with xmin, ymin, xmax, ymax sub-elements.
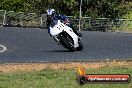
<box><xmin>46</xmin><ymin>9</ymin><xmax>55</xmax><ymax>15</ymax></box>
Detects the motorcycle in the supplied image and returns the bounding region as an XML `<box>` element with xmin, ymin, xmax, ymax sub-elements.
<box><xmin>49</xmin><ymin>20</ymin><xmax>83</xmax><ymax>52</ymax></box>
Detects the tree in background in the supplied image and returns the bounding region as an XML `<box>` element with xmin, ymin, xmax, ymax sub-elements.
<box><xmin>0</xmin><ymin>0</ymin><xmax>131</xmax><ymax>19</ymax></box>
<box><xmin>0</xmin><ymin>0</ymin><xmax>30</xmax><ymax>12</ymax></box>
<box><xmin>81</xmin><ymin>0</ymin><xmax>131</xmax><ymax>19</ymax></box>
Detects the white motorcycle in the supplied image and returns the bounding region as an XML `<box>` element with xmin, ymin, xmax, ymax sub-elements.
<box><xmin>49</xmin><ymin>20</ymin><xmax>83</xmax><ymax>52</ymax></box>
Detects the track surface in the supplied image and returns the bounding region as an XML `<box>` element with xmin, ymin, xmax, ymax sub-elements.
<box><xmin>0</xmin><ymin>27</ymin><xmax>132</xmax><ymax>63</ymax></box>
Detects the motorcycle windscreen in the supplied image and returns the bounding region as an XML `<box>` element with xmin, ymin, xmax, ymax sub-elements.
<box><xmin>50</xmin><ymin>20</ymin><xmax>58</xmax><ymax>28</ymax></box>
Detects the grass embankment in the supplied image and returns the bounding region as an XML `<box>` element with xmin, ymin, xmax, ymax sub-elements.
<box><xmin>123</xmin><ymin>10</ymin><xmax>132</xmax><ymax>32</ymax></box>
<box><xmin>123</xmin><ymin>2</ymin><xmax>132</xmax><ymax>32</ymax></box>
<box><xmin>0</xmin><ymin>62</ymin><xmax>132</xmax><ymax>88</ymax></box>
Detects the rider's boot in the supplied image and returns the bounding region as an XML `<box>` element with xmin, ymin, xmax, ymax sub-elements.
<box><xmin>73</xmin><ymin>30</ymin><xmax>82</xmax><ymax>37</ymax></box>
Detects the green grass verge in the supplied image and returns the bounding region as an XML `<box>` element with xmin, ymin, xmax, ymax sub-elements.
<box><xmin>0</xmin><ymin>66</ymin><xmax>132</xmax><ymax>88</ymax></box>
<box><xmin>123</xmin><ymin>10</ymin><xmax>132</xmax><ymax>32</ymax></box>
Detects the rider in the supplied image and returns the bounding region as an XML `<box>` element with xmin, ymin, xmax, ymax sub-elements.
<box><xmin>46</xmin><ymin>8</ymin><xmax>82</xmax><ymax>37</ymax></box>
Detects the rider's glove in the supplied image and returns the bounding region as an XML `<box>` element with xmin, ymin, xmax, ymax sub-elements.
<box><xmin>63</xmin><ymin>19</ymin><xmax>70</xmax><ymax>25</ymax></box>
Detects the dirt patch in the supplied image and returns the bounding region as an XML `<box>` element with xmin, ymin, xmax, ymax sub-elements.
<box><xmin>0</xmin><ymin>61</ymin><xmax>132</xmax><ymax>73</ymax></box>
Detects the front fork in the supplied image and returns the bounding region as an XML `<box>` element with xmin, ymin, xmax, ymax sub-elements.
<box><xmin>53</xmin><ymin>32</ymin><xmax>66</xmax><ymax>45</ymax></box>
<box><xmin>53</xmin><ymin>35</ymin><xmax>60</xmax><ymax>45</ymax></box>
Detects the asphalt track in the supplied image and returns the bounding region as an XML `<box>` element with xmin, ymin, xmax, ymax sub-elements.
<box><xmin>0</xmin><ymin>27</ymin><xmax>132</xmax><ymax>63</ymax></box>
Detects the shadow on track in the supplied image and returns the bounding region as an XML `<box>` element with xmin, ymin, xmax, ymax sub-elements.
<box><xmin>40</xmin><ymin>50</ymin><xmax>70</xmax><ymax>53</ymax></box>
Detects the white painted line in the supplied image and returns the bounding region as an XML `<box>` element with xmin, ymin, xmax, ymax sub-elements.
<box><xmin>0</xmin><ymin>45</ymin><xmax>7</xmax><ymax>52</ymax></box>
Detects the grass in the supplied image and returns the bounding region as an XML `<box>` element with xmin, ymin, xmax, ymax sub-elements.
<box><xmin>0</xmin><ymin>65</ymin><xmax>132</xmax><ymax>88</ymax></box>
<box><xmin>122</xmin><ymin>10</ymin><xmax>132</xmax><ymax>32</ymax></box>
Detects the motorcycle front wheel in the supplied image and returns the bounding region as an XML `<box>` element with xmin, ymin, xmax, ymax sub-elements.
<box><xmin>60</xmin><ymin>33</ymin><xmax>76</xmax><ymax>52</ymax></box>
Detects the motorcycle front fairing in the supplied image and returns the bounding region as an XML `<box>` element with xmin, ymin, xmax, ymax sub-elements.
<box><xmin>49</xmin><ymin>20</ymin><xmax>63</xmax><ymax>36</ymax></box>
<box><xmin>49</xmin><ymin>20</ymin><xmax>79</xmax><ymax>48</ymax></box>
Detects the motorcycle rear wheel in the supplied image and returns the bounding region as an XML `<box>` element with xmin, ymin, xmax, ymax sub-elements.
<box><xmin>76</xmin><ymin>41</ymin><xmax>83</xmax><ymax>51</ymax></box>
